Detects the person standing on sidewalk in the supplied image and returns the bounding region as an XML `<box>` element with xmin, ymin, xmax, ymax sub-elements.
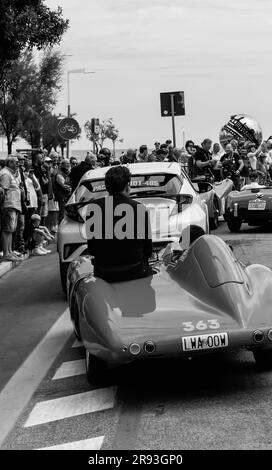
<box><xmin>13</xmin><ymin>154</ymin><xmax>28</xmax><ymax>255</ymax></box>
<box><xmin>0</xmin><ymin>156</ymin><xmax>22</xmax><ymax>262</ymax></box>
<box><xmin>53</xmin><ymin>159</ymin><xmax>71</xmax><ymax>223</ymax></box>
<box><xmin>24</xmin><ymin>160</ymin><xmax>41</xmax><ymax>247</ymax></box>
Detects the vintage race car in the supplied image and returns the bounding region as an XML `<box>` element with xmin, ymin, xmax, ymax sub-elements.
<box><xmin>58</xmin><ymin>162</ymin><xmax>209</xmax><ymax>293</ymax></box>
<box><xmin>225</xmin><ymin>186</ymin><xmax>272</xmax><ymax>232</ymax></box>
<box><xmin>67</xmin><ymin>234</ymin><xmax>272</xmax><ymax>384</ymax></box>
<box><xmin>191</xmin><ymin>177</ymin><xmax>234</xmax><ymax>229</ymax></box>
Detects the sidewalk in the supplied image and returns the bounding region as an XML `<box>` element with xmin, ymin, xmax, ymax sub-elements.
<box><xmin>0</xmin><ymin>253</ymin><xmax>30</xmax><ymax>279</ymax></box>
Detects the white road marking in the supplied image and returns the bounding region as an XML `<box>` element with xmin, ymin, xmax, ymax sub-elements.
<box><xmin>72</xmin><ymin>340</ymin><xmax>83</xmax><ymax>348</ymax></box>
<box><xmin>0</xmin><ymin>308</ymin><xmax>72</xmax><ymax>447</ymax></box>
<box><xmin>52</xmin><ymin>359</ymin><xmax>85</xmax><ymax>380</ymax></box>
<box><xmin>37</xmin><ymin>436</ymin><xmax>104</xmax><ymax>450</ymax></box>
<box><xmin>24</xmin><ymin>387</ymin><xmax>117</xmax><ymax>427</ymax></box>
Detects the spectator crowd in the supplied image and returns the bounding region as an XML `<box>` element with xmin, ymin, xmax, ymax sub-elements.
<box><xmin>1</xmin><ymin>136</ymin><xmax>272</xmax><ymax>263</ymax></box>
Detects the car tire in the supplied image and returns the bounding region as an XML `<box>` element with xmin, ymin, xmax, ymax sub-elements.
<box><xmin>253</xmin><ymin>349</ymin><xmax>272</xmax><ymax>370</ymax></box>
<box><xmin>59</xmin><ymin>259</ymin><xmax>69</xmax><ymax>297</ymax></box>
<box><xmin>209</xmin><ymin>211</ymin><xmax>219</xmax><ymax>230</ymax></box>
<box><xmin>85</xmin><ymin>350</ymin><xmax>109</xmax><ymax>385</ymax></box>
<box><xmin>73</xmin><ymin>299</ymin><xmax>82</xmax><ymax>342</ymax></box>
<box><xmin>209</xmin><ymin>199</ymin><xmax>219</xmax><ymax>230</ymax></box>
<box><xmin>226</xmin><ymin>217</ymin><xmax>242</xmax><ymax>232</ymax></box>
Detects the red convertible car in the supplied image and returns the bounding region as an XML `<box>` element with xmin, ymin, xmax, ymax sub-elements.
<box><xmin>67</xmin><ymin>235</ymin><xmax>272</xmax><ymax>384</ymax></box>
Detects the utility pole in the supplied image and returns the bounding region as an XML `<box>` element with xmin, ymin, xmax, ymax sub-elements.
<box><xmin>170</xmin><ymin>94</ymin><xmax>176</xmax><ymax>147</ymax></box>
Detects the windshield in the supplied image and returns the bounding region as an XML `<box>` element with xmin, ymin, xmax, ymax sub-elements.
<box><xmin>76</xmin><ymin>173</ymin><xmax>183</xmax><ymax>203</ymax></box>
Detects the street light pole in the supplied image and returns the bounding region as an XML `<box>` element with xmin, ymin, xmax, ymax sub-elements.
<box><xmin>66</xmin><ymin>69</ymin><xmax>95</xmax><ymax>158</ymax></box>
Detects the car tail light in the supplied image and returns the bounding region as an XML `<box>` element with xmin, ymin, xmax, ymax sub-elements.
<box><xmin>144</xmin><ymin>341</ymin><xmax>156</xmax><ymax>354</ymax></box>
<box><xmin>129</xmin><ymin>343</ymin><xmax>141</xmax><ymax>355</ymax></box>
<box><xmin>233</xmin><ymin>203</ymin><xmax>239</xmax><ymax>217</ymax></box>
<box><xmin>171</xmin><ymin>195</ymin><xmax>193</xmax><ymax>216</ymax></box>
<box><xmin>267</xmin><ymin>329</ymin><xmax>272</xmax><ymax>342</ymax></box>
<box><xmin>253</xmin><ymin>330</ymin><xmax>264</xmax><ymax>343</ymax></box>
<box><xmin>65</xmin><ymin>203</ymin><xmax>84</xmax><ymax>223</ymax></box>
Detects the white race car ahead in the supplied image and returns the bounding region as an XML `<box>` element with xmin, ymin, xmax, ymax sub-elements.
<box><xmin>57</xmin><ymin>162</ymin><xmax>209</xmax><ymax>293</ymax></box>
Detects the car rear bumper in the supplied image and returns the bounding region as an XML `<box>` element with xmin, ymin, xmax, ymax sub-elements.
<box><xmin>82</xmin><ymin>326</ymin><xmax>272</xmax><ymax>364</ymax></box>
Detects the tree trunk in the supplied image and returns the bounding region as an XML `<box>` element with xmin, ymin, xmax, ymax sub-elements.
<box><xmin>112</xmin><ymin>140</ymin><xmax>115</xmax><ymax>156</ymax></box>
<box><xmin>7</xmin><ymin>138</ymin><xmax>12</xmax><ymax>154</ymax></box>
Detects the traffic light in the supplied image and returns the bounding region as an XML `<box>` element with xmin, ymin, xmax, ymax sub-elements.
<box><xmin>160</xmin><ymin>91</ymin><xmax>185</xmax><ymax>116</ymax></box>
<box><xmin>91</xmin><ymin>118</ymin><xmax>100</xmax><ymax>134</ymax></box>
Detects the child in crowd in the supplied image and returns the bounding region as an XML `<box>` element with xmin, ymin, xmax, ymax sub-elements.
<box><xmin>29</xmin><ymin>214</ymin><xmax>54</xmax><ymax>256</ymax></box>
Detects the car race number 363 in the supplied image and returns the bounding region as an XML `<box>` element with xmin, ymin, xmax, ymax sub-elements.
<box><xmin>57</xmin><ymin>117</ymin><xmax>80</xmax><ymax>140</ymax></box>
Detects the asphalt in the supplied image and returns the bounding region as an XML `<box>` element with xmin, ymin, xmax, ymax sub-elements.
<box><xmin>0</xmin><ymin>244</ymin><xmax>66</xmax><ymax>390</ymax></box>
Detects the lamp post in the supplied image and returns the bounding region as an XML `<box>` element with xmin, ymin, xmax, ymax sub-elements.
<box><xmin>66</xmin><ymin>69</ymin><xmax>95</xmax><ymax>158</ymax></box>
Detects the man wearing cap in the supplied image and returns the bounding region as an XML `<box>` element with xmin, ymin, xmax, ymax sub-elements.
<box><xmin>0</xmin><ymin>156</ymin><xmax>22</xmax><ymax>261</ymax></box>
<box><xmin>69</xmin><ymin>152</ymin><xmax>97</xmax><ymax>192</ymax></box>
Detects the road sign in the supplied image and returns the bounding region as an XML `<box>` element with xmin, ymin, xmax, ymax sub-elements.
<box><xmin>57</xmin><ymin>117</ymin><xmax>80</xmax><ymax>140</ymax></box>
<box><xmin>160</xmin><ymin>91</ymin><xmax>185</xmax><ymax>117</ymax></box>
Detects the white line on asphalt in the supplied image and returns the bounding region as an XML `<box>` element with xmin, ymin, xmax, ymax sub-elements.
<box><xmin>24</xmin><ymin>387</ymin><xmax>117</xmax><ymax>427</ymax></box>
<box><xmin>72</xmin><ymin>339</ymin><xmax>83</xmax><ymax>348</ymax></box>
<box><xmin>52</xmin><ymin>359</ymin><xmax>85</xmax><ymax>380</ymax></box>
<box><xmin>37</xmin><ymin>436</ymin><xmax>104</xmax><ymax>450</ymax></box>
<box><xmin>0</xmin><ymin>308</ymin><xmax>72</xmax><ymax>447</ymax></box>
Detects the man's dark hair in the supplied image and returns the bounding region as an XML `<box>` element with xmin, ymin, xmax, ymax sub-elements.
<box><xmin>100</xmin><ymin>147</ymin><xmax>111</xmax><ymax>156</ymax></box>
<box><xmin>160</xmin><ymin>143</ymin><xmax>168</xmax><ymax>150</ymax></box>
<box><xmin>185</xmin><ymin>140</ymin><xmax>194</xmax><ymax>150</ymax></box>
<box><xmin>105</xmin><ymin>166</ymin><xmax>131</xmax><ymax>195</ymax></box>
<box><xmin>165</xmin><ymin>139</ymin><xmax>172</xmax><ymax>144</ymax></box>
<box><xmin>202</xmin><ymin>138</ymin><xmax>212</xmax><ymax>146</ymax></box>
<box><xmin>139</xmin><ymin>145</ymin><xmax>147</xmax><ymax>153</ymax></box>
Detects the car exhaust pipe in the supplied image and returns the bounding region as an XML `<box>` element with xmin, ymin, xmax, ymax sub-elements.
<box><xmin>144</xmin><ymin>341</ymin><xmax>156</xmax><ymax>354</ymax></box>
<box><xmin>253</xmin><ymin>330</ymin><xmax>264</xmax><ymax>343</ymax></box>
<box><xmin>267</xmin><ymin>329</ymin><xmax>272</xmax><ymax>342</ymax></box>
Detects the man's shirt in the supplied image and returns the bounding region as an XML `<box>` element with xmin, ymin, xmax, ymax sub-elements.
<box><xmin>86</xmin><ymin>193</ymin><xmax>153</xmax><ymax>268</ymax></box>
<box><xmin>194</xmin><ymin>148</ymin><xmax>212</xmax><ymax>176</ymax></box>
<box><xmin>0</xmin><ymin>167</ymin><xmax>21</xmax><ymax>211</ymax></box>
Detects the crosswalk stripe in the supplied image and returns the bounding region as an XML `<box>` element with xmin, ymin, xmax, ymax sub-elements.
<box><xmin>24</xmin><ymin>387</ymin><xmax>117</xmax><ymax>427</ymax></box>
<box><xmin>37</xmin><ymin>436</ymin><xmax>104</xmax><ymax>450</ymax></box>
<box><xmin>52</xmin><ymin>359</ymin><xmax>85</xmax><ymax>380</ymax></box>
<box><xmin>72</xmin><ymin>340</ymin><xmax>83</xmax><ymax>348</ymax></box>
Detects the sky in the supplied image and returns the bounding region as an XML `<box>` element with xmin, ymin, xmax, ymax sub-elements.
<box><xmin>5</xmin><ymin>0</ymin><xmax>272</xmax><ymax>154</ymax></box>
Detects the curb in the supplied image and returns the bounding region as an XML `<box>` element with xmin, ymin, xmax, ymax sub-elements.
<box><xmin>0</xmin><ymin>253</ymin><xmax>30</xmax><ymax>280</ymax></box>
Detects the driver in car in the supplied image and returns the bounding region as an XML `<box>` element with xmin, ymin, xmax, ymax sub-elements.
<box><xmin>86</xmin><ymin>166</ymin><xmax>153</xmax><ymax>282</ymax></box>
